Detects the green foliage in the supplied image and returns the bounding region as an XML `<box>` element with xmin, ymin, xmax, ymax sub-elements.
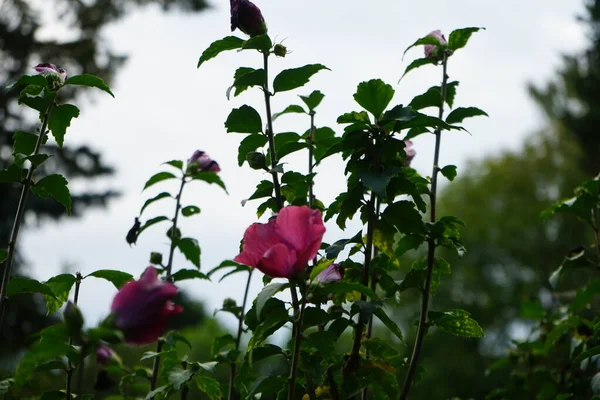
<box><xmin>272</xmin><ymin>64</ymin><xmax>329</xmax><ymax>93</ymax></box>
<box><xmin>353</xmin><ymin>79</ymin><xmax>395</xmax><ymax>120</ymax></box>
<box><xmin>86</xmin><ymin>269</ymin><xmax>133</xmax><ymax>289</ymax></box>
<box><xmin>225</xmin><ymin>105</ymin><xmax>263</xmax><ymax>134</ymax></box>
<box><xmin>175</xmin><ymin>237</ymin><xmax>202</xmax><ymax>269</ymax></box>
<box><xmin>43</xmin><ymin>274</ymin><xmax>76</xmax><ymax>315</ymax></box>
<box><xmin>143</xmin><ymin>171</ymin><xmax>177</xmax><ymax>190</ymax></box>
<box><xmin>47</xmin><ymin>104</ymin><xmax>80</xmax><ymax>147</ymax></box>
<box><xmin>448</xmin><ymin>27</ymin><xmax>484</xmax><ymax>51</ymax></box>
<box><xmin>197</xmin><ymin>36</ymin><xmax>245</xmax><ymax>67</ymax></box>
<box><xmin>64</xmin><ymin>74</ymin><xmax>115</xmax><ymax>97</ymax></box>
<box><xmin>428</xmin><ymin>309</ymin><xmax>485</xmax><ymax>338</ymax></box>
<box><xmin>445</xmin><ymin>107</ymin><xmax>488</xmax><ymax>124</ymax></box>
<box><xmin>31</xmin><ymin>174</ymin><xmax>72</xmax><ymax>214</ymax></box>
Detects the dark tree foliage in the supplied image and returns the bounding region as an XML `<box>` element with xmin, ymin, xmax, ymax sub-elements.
<box><xmin>0</xmin><ymin>0</ymin><xmax>208</xmax><ymax>365</ymax></box>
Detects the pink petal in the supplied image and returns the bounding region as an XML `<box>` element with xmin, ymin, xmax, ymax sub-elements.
<box><xmin>275</xmin><ymin>206</ymin><xmax>326</xmax><ymax>252</ymax></box>
<box><xmin>258</xmin><ymin>243</ymin><xmax>297</xmax><ymax>278</ymax></box>
<box><xmin>235</xmin><ymin>220</ymin><xmax>282</xmax><ymax>268</ymax></box>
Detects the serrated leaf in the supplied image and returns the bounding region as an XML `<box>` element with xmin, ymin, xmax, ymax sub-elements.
<box><xmin>6</xmin><ymin>277</ymin><xmax>56</xmax><ymax>298</ymax></box>
<box><xmin>143</xmin><ymin>171</ymin><xmax>177</xmax><ymax>191</ymax></box>
<box><xmin>18</xmin><ymin>85</ymin><xmax>56</xmax><ymax>112</ymax></box>
<box><xmin>273</xmin><ymin>64</ymin><xmax>329</xmax><ymax>93</ymax></box>
<box><xmin>382</xmin><ymin>200</ymin><xmax>425</xmax><ymax>235</ymax></box>
<box><xmin>6</xmin><ymin>74</ymin><xmax>48</xmax><ymax>91</ymax></box>
<box><xmin>325</xmin><ymin>231</ymin><xmax>363</xmax><ymax>259</ymax></box>
<box><xmin>229</xmin><ymin>67</ymin><xmax>265</xmax><ymax>99</ymax></box>
<box><xmin>171</xmin><ymin>269</ymin><xmax>209</xmax><ymax>282</ymax></box>
<box><xmin>64</xmin><ymin>74</ymin><xmax>114</xmax><ymax>97</ymax></box>
<box><xmin>299</xmin><ymin>90</ymin><xmax>325</xmax><ymax>111</ymax></box>
<box><xmin>409</xmin><ymin>84</ymin><xmax>457</xmax><ymax>111</ymax></box>
<box><xmin>47</xmin><ymin>104</ymin><xmax>80</xmax><ymax>147</ymax></box>
<box><xmin>373</xmin><ymin>307</ymin><xmax>403</xmax><ymax>342</ymax></box>
<box><xmin>238</xmin><ymin>134</ymin><xmax>268</xmax><ymax>166</ymax></box>
<box><xmin>445</xmin><ymin>107</ymin><xmax>488</xmax><ymax>124</ymax></box>
<box><xmin>43</xmin><ymin>274</ymin><xmax>76</xmax><ymax>315</ymax></box>
<box><xmin>273</xmin><ymin>104</ymin><xmax>306</xmax><ymax>120</ymax></box>
<box><xmin>86</xmin><ymin>270</ymin><xmax>133</xmax><ymax>289</ymax></box>
<box><xmin>176</xmin><ymin>237</ymin><xmax>201</xmax><ymax>269</ymax></box>
<box><xmin>181</xmin><ymin>205</ymin><xmax>201</xmax><ymax>217</ymax></box>
<box><xmin>144</xmin><ymin>385</ymin><xmax>169</xmax><ymax>400</ymax></box>
<box><xmin>169</xmin><ymin>368</ymin><xmax>194</xmax><ymax>390</ymax></box>
<box><xmin>354</xmin><ymin>79</ymin><xmax>395</xmax><ymax>120</ymax></box>
<box><xmin>399</xmin><ymin>57</ymin><xmax>438</xmax><ymax>81</ymax></box>
<box><xmin>241</xmin><ymin>34</ymin><xmax>272</xmax><ymax>52</ymax></box>
<box><xmin>138</xmin><ymin>216</ymin><xmax>170</xmax><ymax>236</ymax></box>
<box><xmin>357</xmin><ymin>166</ymin><xmax>401</xmax><ymax>197</ymax></box>
<box><xmin>256</xmin><ymin>283</ymin><xmax>289</xmax><ymax>319</ymax></box>
<box><xmin>140</xmin><ymin>192</ymin><xmax>172</xmax><ymax>216</ymax></box>
<box><xmin>429</xmin><ymin>309</ymin><xmax>484</xmax><ymax>338</ymax></box>
<box><xmin>0</xmin><ymin>164</ymin><xmax>23</xmax><ymax>183</ymax></box>
<box><xmin>197</xmin><ymin>36</ymin><xmax>245</xmax><ymax>67</ymax></box>
<box><xmin>448</xmin><ymin>27</ymin><xmax>484</xmax><ymax>51</ymax></box>
<box><xmin>163</xmin><ymin>160</ymin><xmax>184</xmax><ymax>170</ymax></box>
<box><xmin>31</xmin><ymin>174</ymin><xmax>71</xmax><ymax>214</ymax></box>
<box><xmin>196</xmin><ymin>375</ymin><xmax>222</xmax><ymax>400</ymax></box>
<box><xmin>440</xmin><ymin>165</ymin><xmax>457</xmax><ymax>181</ymax></box>
<box><xmin>225</xmin><ymin>105</ymin><xmax>262</xmax><ymax>134</ymax></box>
<box><xmin>190</xmin><ymin>172</ymin><xmax>227</xmax><ymax>192</ymax></box>
<box><xmin>13</xmin><ymin>131</ymin><xmax>38</xmax><ymax>156</ymax></box>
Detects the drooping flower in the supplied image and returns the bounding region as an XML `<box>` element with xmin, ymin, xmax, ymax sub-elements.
<box><xmin>234</xmin><ymin>206</ymin><xmax>326</xmax><ymax>279</ymax></box>
<box><xmin>33</xmin><ymin>63</ymin><xmax>67</xmax><ymax>86</ymax></box>
<box><xmin>404</xmin><ymin>140</ymin><xmax>416</xmax><ymax>166</ymax></box>
<box><xmin>314</xmin><ymin>263</ymin><xmax>343</xmax><ymax>284</ymax></box>
<box><xmin>230</xmin><ymin>0</ymin><xmax>268</xmax><ymax>37</ymax></box>
<box><xmin>187</xmin><ymin>150</ymin><xmax>220</xmax><ymax>174</ymax></box>
<box><xmin>423</xmin><ymin>30</ymin><xmax>448</xmax><ymax>60</ymax></box>
<box><xmin>96</xmin><ymin>344</ymin><xmax>116</xmax><ymax>365</ymax></box>
<box><xmin>110</xmin><ymin>267</ymin><xmax>182</xmax><ymax>345</ymax></box>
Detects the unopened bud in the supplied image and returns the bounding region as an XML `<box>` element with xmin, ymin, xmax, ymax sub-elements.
<box><xmin>150</xmin><ymin>252</ymin><xmax>163</xmax><ymax>265</ymax></box>
<box><xmin>273</xmin><ymin>44</ymin><xmax>288</xmax><ymax>58</ymax></box>
<box><xmin>64</xmin><ymin>301</ymin><xmax>84</xmax><ymax>339</ymax></box>
<box><xmin>167</xmin><ymin>227</ymin><xmax>181</xmax><ymax>239</ymax></box>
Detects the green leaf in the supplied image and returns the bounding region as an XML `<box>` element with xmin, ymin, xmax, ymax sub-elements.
<box><xmin>256</xmin><ymin>283</ymin><xmax>289</xmax><ymax>319</ymax></box>
<box><xmin>381</xmin><ymin>105</ymin><xmax>417</xmax><ymax>123</ymax></box>
<box><xmin>15</xmin><ymin>340</ymin><xmax>77</xmax><ymax>384</ymax></box>
<box><xmin>394</xmin><ymin>234</ymin><xmax>425</xmax><ymax>258</ymax></box>
<box><xmin>357</xmin><ymin>166</ymin><xmax>401</xmax><ymax>197</ymax></box>
<box><xmin>48</xmin><ymin>104</ymin><xmax>80</xmax><ymax>147</ymax></box>
<box><xmin>18</xmin><ymin>85</ymin><xmax>56</xmax><ymax>112</ymax></box>
<box><xmin>86</xmin><ymin>270</ymin><xmax>133</xmax><ymax>289</ymax></box>
<box><xmin>318</xmin><ymin>282</ymin><xmax>380</xmax><ymax>302</ymax></box>
<box><xmin>163</xmin><ymin>160</ymin><xmax>184</xmax><ymax>170</ymax></box>
<box><xmin>0</xmin><ymin>250</ymin><xmax>6</xmax><ymax>263</ymax></box>
<box><xmin>13</xmin><ymin>131</ymin><xmax>38</xmax><ymax>156</ymax></box>
<box><xmin>190</xmin><ymin>172</ymin><xmax>228</xmax><ymax>192</ymax></box>
<box><xmin>171</xmin><ymin>269</ymin><xmax>209</xmax><ymax>282</ymax></box>
<box><xmin>448</xmin><ymin>27</ymin><xmax>484</xmax><ymax>51</ymax></box>
<box><xmin>242</xmin><ymin>34</ymin><xmax>272</xmax><ymax>52</ymax></box>
<box><xmin>238</xmin><ymin>134</ymin><xmax>268</xmax><ymax>166</ymax></box>
<box><xmin>373</xmin><ymin>307</ymin><xmax>404</xmax><ymax>342</ymax></box>
<box><xmin>572</xmin><ymin>345</ymin><xmax>600</xmax><ymax>367</ymax></box>
<box><xmin>64</xmin><ymin>74</ymin><xmax>114</xmax><ymax>97</ymax></box>
<box><xmin>299</xmin><ymin>90</ymin><xmax>325</xmax><ymax>111</ymax></box>
<box><xmin>337</xmin><ymin>111</ymin><xmax>371</xmax><ymax>125</ymax></box>
<box><xmin>6</xmin><ymin>74</ymin><xmax>48</xmax><ymax>91</ymax></box>
<box><xmin>225</xmin><ymin>105</ymin><xmax>262</xmax><ymax>134</ymax></box>
<box><xmin>354</xmin><ymin>79</ymin><xmax>395</xmax><ymax>120</ymax></box>
<box><xmin>19</xmin><ymin>154</ymin><xmax>50</xmax><ymax>168</ymax></box>
<box><xmin>140</xmin><ymin>350</ymin><xmax>175</xmax><ymax>361</ymax></box>
<box><xmin>440</xmin><ymin>165</ymin><xmax>457</xmax><ymax>181</ymax></box>
<box><xmin>176</xmin><ymin>237</ymin><xmax>201</xmax><ymax>269</ymax></box>
<box><xmin>140</xmin><ymin>192</ymin><xmax>172</xmax><ymax>216</ymax></box>
<box><xmin>138</xmin><ymin>216</ymin><xmax>170</xmax><ymax>236</ymax></box>
<box><xmin>181</xmin><ymin>205</ymin><xmax>201</xmax><ymax>217</ymax></box>
<box><xmin>228</xmin><ymin>67</ymin><xmax>265</xmax><ymax>99</ymax></box>
<box><xmin>197</xmin><ymin>36</ymin><xmax>245</xmax><ymax>67</ymax></box>
<box><xmin>403</xmin><ymin>35</ymin><xmax>443</xmax><ymax>57</ymax></box>
<box><xmin>0</xmin><ymin>164</ymin><xmax>23</xmax><ymax>183</ymax></box>
<box><xmin>43</xmin><ymin>274</ymin><xmax>76</xmax><ymax>315</ymax></box>
<box><xmin>446</xmin><ymin>106</ymin><xmax>488</xmax><ymax>124</ymax></box>
<box><xmin>399</xmin><ymin>57</ymin><xmax>438</xmax><ymax>81</ymax></box>
<box><xmin>429</xmin><ymin>309</ymin><xmax>484</xmax><ymax>338</ymax></box>
<box><xmin>273</xmin><ymin>104</ymin><xmax>306</xmax><ymax>120</ymax></box>
<box><xmin>196</xmin><ymin>375</ymin><xmax>222</xmax><ymax>400</ymax></box>
<box><xmin>144</xmin><ymin>385</ymin><xmax>169</xmax><ymax>400</ymax></box>
<box><xmin>409</xmin><ymin>84</ymin><xmax>457</xmax><ymax>111</ymax></box>
<box><xmin>273</xmin><ymin>64</ymin><xmax>329</xmax><ymax>93</ymax></box>
<box><xmin>143</xmin><ymin>171</ymin><xmax>177</xmax><ymax>191</ymax></box>
<box><xmin>325</xmin><ymin>231</ymin><xmax>363</xmax><ymax>259</ymax></box>
<box><xmin>6</xmin><ymin>277</ymin><xmax>55</xmax><ymax>298</ymax></box>
<box><xmin>31</xmin><ymin>174</ymin><xmax>72</xmax><ymax>214</ymax></box>
<box><xmin>382</xmin><ymin>200</ymin><xmax>425</xmax><ymax>235</ymax></box>
<box><xmin>169</xmin><ymin>368</ymin><xmax>194</xmax><ymax>390</ymax></box>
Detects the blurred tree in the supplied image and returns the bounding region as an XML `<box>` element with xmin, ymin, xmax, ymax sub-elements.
<box><xmin>401</xmin><ymin>0</ymin><xmax>600</xmax><ymax>398</ymax></box>
<box><xmin>0</xmin><ymin>0</ymin><xmax>208</xmax><ymax>366</ymax></box>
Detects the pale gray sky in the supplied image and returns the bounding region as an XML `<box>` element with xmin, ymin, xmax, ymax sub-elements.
<box><xmin>22</xmin><ymin>0</ymin><xmax>586</xmax><ymax>331</ymax></box>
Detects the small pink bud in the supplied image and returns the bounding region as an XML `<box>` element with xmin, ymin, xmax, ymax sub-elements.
<box><xmin>33</xmin><ymin>63</ymin><xmax>67</xmax><ymax>87</ymax></box>
<box><xmin>404</xmin><ymin>140</ymin><xmax>416</xmax><ymax>167</ymax></box>
<box><xmin>230</xmin><ymin>0</ymin><xmax>268</xmax><ymax>37</ymax></box>
<box><xmin>187</xmin><ymin>150</ymin><xmax>221</xmax><ymax>174</ymax></box>
<box><xmin>423</xmin><ymin>30</ymin><xmax>449</xmax><ymax>60</ymax></box>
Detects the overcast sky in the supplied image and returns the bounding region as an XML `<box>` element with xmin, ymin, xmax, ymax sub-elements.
<box><xmin>23</xmin><ymin>0</ymin><xmax>586</xmax><ymax>331</ymax></box>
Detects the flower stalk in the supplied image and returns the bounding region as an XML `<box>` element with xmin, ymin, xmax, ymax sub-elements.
<box><xmin>65</xmin><ymin>272</ymin><xmax>83</xmax><ymax>399</ymax></box>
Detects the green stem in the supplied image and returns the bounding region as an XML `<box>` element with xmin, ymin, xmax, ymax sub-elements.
<box><xmin>228</xmin><ymin>269</ymin><xmax>254</xmax><ymax>400</ymax></box>
<box><xmin>288</xmin><ymin>283</ymin><xmax>308</xmax><ymax>400</ymax></box>
<box><xmin>181</xmin><ymin>363</ymin><xmax>190</xmax><ymax>400</ymax></box>
<box><xmin>150</xmin><ymin>174</ymin><xmax>187</xmax><ymax>392</ymax></box>
<box><xmin>308</xmin><ymin>111</ymin><xmax>316</xmax><ymax>208</ymax></box>
<box><xmin>262</xmin><ymin>51</ymin><xmax>283</xmax><ymax>211</ymax></box>
<box><xmin>346</xmin><ymin>192</ymin><xmax>376</xmax><ymax>375</ymax></box>
<box><xmin>592</xmin><ymin>207</ymin><xmax>600</xmax><ymax>262</ymax></box>
<box><xmin>398</xmin><ymin>54</ymin><xmax>449</xmax><ymax>400</ymax></box>
<box><xmin>0</xmin><ymin>103</ymin><xmax>55</xmax><ymax>326</ymax></box>
<box><xmin>317</xmin><ymin>309</ymin><xmax>340</xmax><ymax>400</ymax></box>
<box><xmin>66</xmin><ymin>272</ymin><xmax>83</xmax><ymax>400</ymax></box>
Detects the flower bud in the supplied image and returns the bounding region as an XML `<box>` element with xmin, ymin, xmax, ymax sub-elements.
<box><xmin>167</xmin><ymin>227</ymin><xmax>181</xmax><ymax>239</ymax></box>
<box><xmin>64</xmin><ymin>301</ymin><xmax>84</xmax><ymax>339</ymax></box>
<box><xmin>230</xmin><ymin>0</ymin><xmax>268</xmax><ymax>37</ymax></box>
<box><xmin>273</xmin><ymin>44</ymin><xmax>288</xmax><ymax>58</ymax></box>
<box><xmin>96</xmin><ymin>344</ymin><xmax>116</xmax><ymax>366</ymax></box>
<box><xmin>423</xmin><ymin>30</ymin><xmax>450</xmax><ymax>61</ymax></box>
<box><xmin>246</xmin><ymin>152</ymin><xmax>267</xmax><ymax>170</ymax></box>
<box><xmin>33</xmin><ymin>63</ymin><xmax>67</xmax><ymax>90</ymax></box>
<box><xmin>404</xmin><ymin>140</ymin><xmax>416</xmax><ymax>167</ymax></box>
<box><xmin>186</xmin><ymin>150</ymin><xmax>220</xmax><ymax>174</ymax></box>
<box><xmin>150</xmin><ymin>252</ymin><xmax>163</xmax><ymax>265</ymax></box>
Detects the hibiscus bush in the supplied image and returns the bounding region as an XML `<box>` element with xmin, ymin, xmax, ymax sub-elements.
<box><xmin>8</xmin><ymin>1</ymin><xmax>598</xmax><ymax>400</ymax></box>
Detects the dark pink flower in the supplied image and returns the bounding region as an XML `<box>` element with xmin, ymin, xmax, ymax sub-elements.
<box><xmin>234</xmin><ymin>206</ymin><xmax>326</xmax><ymax>278</ymax></box>
<box><xmin>33</xmin><ymin>63</ymin><xmax>67</xmax><ymax>85</ymax></box>
<box><xmin>315</xmin><ymin>263</ymin><xmax>343</xmax><ymax>284</ymax></box>
<box><xmin>404</xmin><ymin>140</ymin><xmax>416</xmax><ymax>166</ymax></box>
<box><xmin>424</xmin><ymin>30</ymin><xmax>448</xmax><ymax>59</ymax></box>
<box><xmin>187</xmin><ymin>150</ymin><xmax>220</xmax><ymax>174</ymax></box>
<box><xmin>110</xmin><ymin>267</ymin><xmax>182</xmax><ymax>345</ymax></box>
<box><xmin>230</xmin><ymin>0</ymin><xmax>267</xmax><ymax>37</ymax></box>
